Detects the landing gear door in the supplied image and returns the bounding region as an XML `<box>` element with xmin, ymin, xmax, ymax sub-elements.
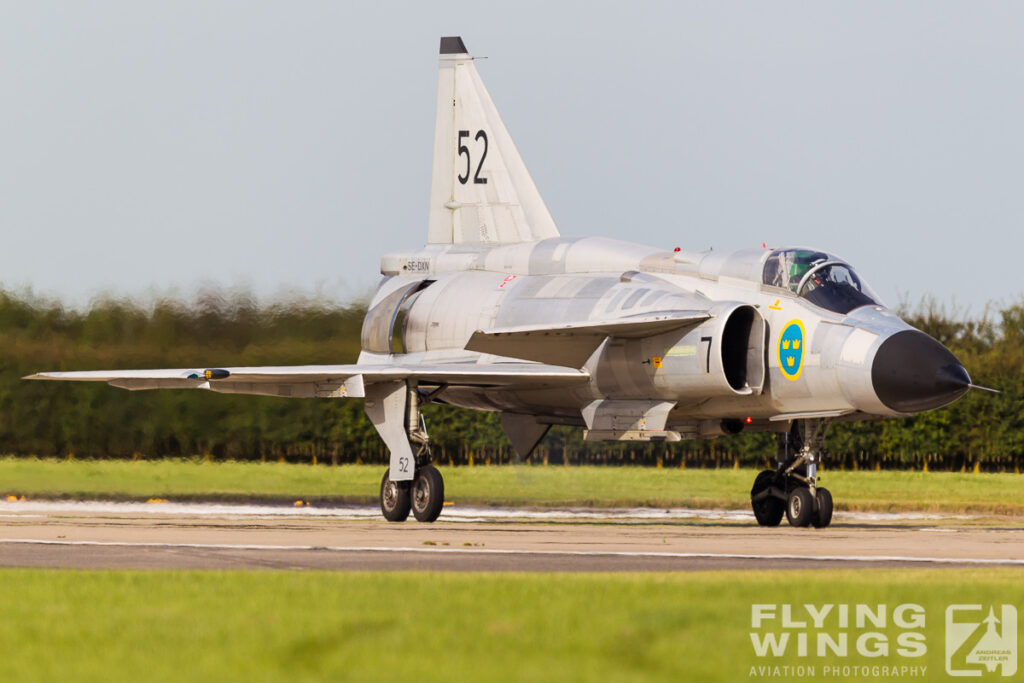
<box><xmin>364</xmin><ymin>381</ymin><xmax>416</xmax><ymax>481</ymax></box>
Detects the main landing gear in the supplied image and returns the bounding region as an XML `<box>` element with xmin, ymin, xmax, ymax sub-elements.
<box><xmin>378</xmin><ymin>383</ymin><xmax>445</xmax><ymax>523</ymax></box>
<box><xmin>750</xmin><ymin>419</ymin><xmax>834</xmax><ymax>528</ymax></box>
<box><xmin>380</xmin><ymin>464</ymin><xmax>445</xmax><ymax>523</ymax></box>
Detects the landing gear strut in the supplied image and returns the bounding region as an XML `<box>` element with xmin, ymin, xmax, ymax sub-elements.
<box><xmin>378</xmin><ymin>382</ymin><xmax>445</xmax><ymax>523</ymax></box>
<box><xmin>750</xmin><ymin>419</ymin><xmax>834</xmax><ymax>528</ymax></box>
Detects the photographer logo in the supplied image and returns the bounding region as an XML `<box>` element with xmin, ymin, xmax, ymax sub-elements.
<box><xmin>946</xmin><ymin>605</ymin><xmax>1017</xmax><ymax>677</ymax></box>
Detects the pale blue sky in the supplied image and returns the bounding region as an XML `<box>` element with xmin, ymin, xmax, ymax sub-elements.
<box><xmin>2</xmin><ymin>1</ymin><xmax>1021</xmax><ymax>312</ymax></box>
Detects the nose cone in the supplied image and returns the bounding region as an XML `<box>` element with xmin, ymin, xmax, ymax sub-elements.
<box><xmin>871</xmin><ymin>330</ymin><xmax>970</xmax><ymax>413</ymax></box>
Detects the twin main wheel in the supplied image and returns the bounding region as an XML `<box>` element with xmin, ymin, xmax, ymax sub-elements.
<box><xmin>379</xmin><ymin>465</ymin><xmax>444</xmax><ymax>523</ymax></box>
<box><xmin>410</xmin><ymin>465</ymin><xmax>444</xmax><ymax>522</ymax></box>
<box><xmin>380</xmin><ymin>469</ymin><xmax>411</xmax><ymax>522</ymax></box>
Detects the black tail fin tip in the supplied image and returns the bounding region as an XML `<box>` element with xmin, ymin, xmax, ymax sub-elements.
<box><xmin>440</xmin><ymin>36</ymin><xmax>468</xmax><ymax>55</ymax></box>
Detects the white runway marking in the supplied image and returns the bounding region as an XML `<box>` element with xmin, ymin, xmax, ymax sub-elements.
<box><xmin>1</xmin><ymin>537</ymin><xmax>1021</xmax><ymax>566</ymax></box>
<box><xmin>0</xmin><ymin>499</ymin><xmax>979</xmax><ymax>523</ymax></box>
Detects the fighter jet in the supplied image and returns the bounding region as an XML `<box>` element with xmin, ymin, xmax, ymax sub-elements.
<box><xmin>27</xmin><ymin>36</ymin><xmax>985</xmax><ymax>527</ymax></box>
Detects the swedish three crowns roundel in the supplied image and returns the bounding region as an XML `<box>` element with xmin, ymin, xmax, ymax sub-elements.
<box><xmin>778</xmin><ymin>319</ymin><xmax>805</xmax><ymax>381</ymax></box>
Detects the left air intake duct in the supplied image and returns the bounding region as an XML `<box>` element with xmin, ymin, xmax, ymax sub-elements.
<box><xmin>648</xmin><ymin>303</ymin><xmax>766</xmax><ymax>401</ymax></box>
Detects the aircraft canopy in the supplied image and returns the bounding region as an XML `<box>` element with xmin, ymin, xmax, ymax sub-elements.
<box><xmin>762</xmin><ymin>248</ymin><xmax>882</xmax><ymax>315</ymax></box>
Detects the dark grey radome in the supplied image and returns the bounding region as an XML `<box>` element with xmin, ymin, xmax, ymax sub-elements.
<box><xmin>871</xmin><ymin>330</ymin><xmax>970</xmax><ymax>413</ymax></box>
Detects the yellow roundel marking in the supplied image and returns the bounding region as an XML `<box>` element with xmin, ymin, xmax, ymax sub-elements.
<box><xmin>777</xmin><ymin>319</ymin><xmax>806</xmax><ymax>381</ymax></box>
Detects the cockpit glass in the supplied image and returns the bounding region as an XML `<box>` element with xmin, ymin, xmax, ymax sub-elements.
<box><xmin>797</xmin><ymin>262</ymin><xmax>881</xmax><ymax>314</ymax></box>
<box><xmin>762</xmin><ymin>249</ymin><xmax>829</xmax><ymax>292</ymax></box>
<box><xmin>763</xmin><ymin>249</ymin><xmax>881</xmax><ymax>315</ymax></box>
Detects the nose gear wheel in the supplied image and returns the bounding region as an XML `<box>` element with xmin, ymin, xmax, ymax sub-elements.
<box><xmin>786</xmin><ymin>487</ymin><xmax>814</xmax><ymax>527</ymax></box>
<box><xmin>749</xmin><ymin>419</ymin><xmax>835</xmax><ymax>528</ymax></box>
<box><xmin>750</xmin><ymin>470</ymin><xmax>785</xmax><ymax>527</ymax></box>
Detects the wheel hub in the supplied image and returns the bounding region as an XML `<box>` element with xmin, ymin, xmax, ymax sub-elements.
<box><xmin>383</xmin><ymin>482</ymin><xmax>397</xmax><ymax>508</ymax></box>
<box><xmin>413</xmin><ymin>479</ymin><xmax>429</xmax><ymax>509</ymax></box>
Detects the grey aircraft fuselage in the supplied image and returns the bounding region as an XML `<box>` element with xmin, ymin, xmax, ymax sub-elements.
<box><xmin>361</xmin><ymin>235</ymin><xmax>966</xmax><ymax>441</ymax></box>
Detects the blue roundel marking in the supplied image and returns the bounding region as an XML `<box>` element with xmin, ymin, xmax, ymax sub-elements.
<box><xmin>778</xmin><ymin>320</ymin><xmax>805</xmax><ymax>381</ymax></box>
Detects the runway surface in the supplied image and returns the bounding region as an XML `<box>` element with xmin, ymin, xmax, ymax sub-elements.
<box><xmin>2</xmin><ymin>499</ymin><xmax>1023</xmax><ymax>571</ymax></box>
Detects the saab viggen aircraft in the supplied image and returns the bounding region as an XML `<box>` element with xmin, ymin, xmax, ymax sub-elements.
<box><xmin>28</xmin><ymin>36</ymin><xmax>987</xmax><ymax>526</ymax></box>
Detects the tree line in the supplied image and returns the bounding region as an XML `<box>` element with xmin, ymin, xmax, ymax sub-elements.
<box><xmin>0</xmin><ymin>289</ymin><xmax>1019</xmax><ymax>470</ymax></box>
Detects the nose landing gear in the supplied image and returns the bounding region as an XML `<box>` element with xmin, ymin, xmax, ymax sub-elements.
<box><xmin>750</xmin><ymin>419</ymin><xmax>834</xmax><ymax>528</ymax></box>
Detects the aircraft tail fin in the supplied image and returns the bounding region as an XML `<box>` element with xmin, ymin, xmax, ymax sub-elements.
<box><xmin>427</xmin><ymin>37</ymin><xmax>559</xmax><ymax>245</ymax></box>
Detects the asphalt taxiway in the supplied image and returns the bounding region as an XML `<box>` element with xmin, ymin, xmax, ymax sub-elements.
<box><xmin>1</xmin><ymin>500</ymin><xmax>1022</xmax><ymax>571</ymax></box>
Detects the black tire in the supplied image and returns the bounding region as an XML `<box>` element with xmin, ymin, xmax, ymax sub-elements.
<box><xmin>786</xmin><ymin>487</ymin><xmax>814</xmax><ymax>527</ymax></box>
<box><xmin>811</xmin><ymin>487</ymin><xmax>834</xmax><ymax>528</ymax></box>
<box><xmin>380</xmin><ymin>469</ymin><xmax>411</xmax><ymax>522</ymax></box>
<box><xmin>750</xmin><ymin>470</ymin><xmax>785</xmax><ymax>527</ymax></box>
<box><xmin>411</xmin><ymin>465</ymin><xmax>445</xmax><ymax>523</ymax></box>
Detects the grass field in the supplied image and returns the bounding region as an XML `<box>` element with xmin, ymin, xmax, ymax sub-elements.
<box><xmin>0</xmin><ymin>569</ymin><xmax>1019</xmax><ymax>682</ymax></box>
<box><xmin>2</xmin><ymin>457</ymin><xmax>1023</xmax><ymax>514</ymax></box>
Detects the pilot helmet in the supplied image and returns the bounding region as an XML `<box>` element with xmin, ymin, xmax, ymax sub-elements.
<box><xmin>789</xmin><ymin>262</ymin><xmax>811</xmax><ymax>281</ymax></box>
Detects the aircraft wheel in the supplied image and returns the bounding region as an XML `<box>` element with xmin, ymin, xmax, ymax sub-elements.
<box><xmin>411</xmin><ymin>465</ymin><xmax>445</xmax><ymax>523</ymax></box>
<box><xmin>811</xmin><ymin>487</ymin><xmax>834</xmax><ymax>528</ymax></box>
<box><xmin>750</xmin><ymin>470</ymin><xmax>785</xmax><ymax>527</ymax></box>
<box><xmin>786</xmin><ymin>487</ymin><xmax>814</xmax><ymax>527</ymax></box>
<box><xmin>380</xmin><ymin>469</ymin><xmax>411</xmax><ymax>522</ymax></box>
